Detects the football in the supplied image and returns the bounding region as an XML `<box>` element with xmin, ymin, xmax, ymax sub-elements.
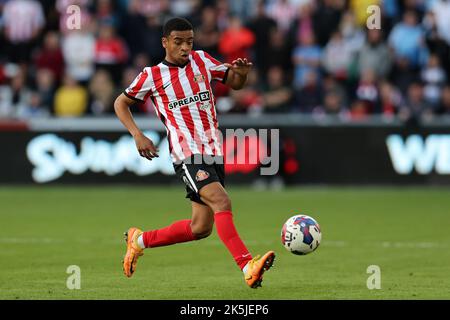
<box><xmin>281</xmin><ymin>214</ymin><xmax>322</xmax><ymax>255</ymax></box>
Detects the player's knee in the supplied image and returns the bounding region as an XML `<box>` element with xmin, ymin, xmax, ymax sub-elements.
<box><xmin>222</xmin><ymin>196</ymin><xmax>232</xmax><ymax>212</ymax></box>
<box><xmin>191</xmin><ymin>223</ymin><xmax>213</xmax><ymax>240</ymax></box>
<box><xmin>200</xmin><ymin>184</ymin><xmax>232</xmax><ymax>212</ymax></box>
<box><xmin>210</xmin><ymin>193</ymin><xmax>231</xmax><ymax>212</ymax></box>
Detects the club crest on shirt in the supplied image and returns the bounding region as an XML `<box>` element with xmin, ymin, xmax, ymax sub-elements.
<box><xmin>199</xmin><ymin>102</ymin><xmax>211</xmax><ymax>111</ymax></box>
<box><xmin>194</xmin><ymin>74</ymin><xmax>205</xmax><ymax>83</ymax></box>
<box><xmin>195</xmin><ymin>169</ymin><xmax>210</xmax><ymax>182</ymax></box>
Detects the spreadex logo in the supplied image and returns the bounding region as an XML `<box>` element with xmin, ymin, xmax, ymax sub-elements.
<box><xmin>386</xmin><ymin>134</ymin><xmax>450</xmax><ymax>175</ymax></box>
<box><xmin>168</xmin><ymin>90</ymin><xmax>210</xmax><ymax>110</ymax></box>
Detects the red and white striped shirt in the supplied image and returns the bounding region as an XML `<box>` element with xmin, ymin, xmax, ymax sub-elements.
<box><xmin>125</xmin><ymin>50</ymin><xmax>229</xmax><ymax>162</ymax></box>
<box><xmin>3</xmin><ymin>0</ymin><xmax>45</xmax><ymax>44</ymax></box>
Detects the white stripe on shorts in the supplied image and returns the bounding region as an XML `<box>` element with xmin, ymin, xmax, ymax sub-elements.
<box><xmin>182</xmin><ymin>163</ymin><xmax>198</xmax><ymax>193</ymax></box>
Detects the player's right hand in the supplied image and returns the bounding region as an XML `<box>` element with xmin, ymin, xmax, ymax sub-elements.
<box><xmin>134</xmin><ymin>133</ymin><xmax>159</xmax><ymax>161</ymax></box>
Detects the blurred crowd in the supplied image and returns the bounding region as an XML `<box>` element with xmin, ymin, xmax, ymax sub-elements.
<box><xmin>1</xmin><ymin>0</ymin><xmax>450</xmax><ymax>123</ymax></box>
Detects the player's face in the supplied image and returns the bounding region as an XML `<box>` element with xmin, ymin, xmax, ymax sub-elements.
<box><xmin>162</xmin><ymin>30</ymin><xmax>194</xmax><ymax>65</ymax></box>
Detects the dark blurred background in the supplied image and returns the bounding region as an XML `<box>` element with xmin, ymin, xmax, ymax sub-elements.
<box><xmin>1</xmin><ymin>0</ymin><xmax>449</xmax><ymax>123</ymax></box>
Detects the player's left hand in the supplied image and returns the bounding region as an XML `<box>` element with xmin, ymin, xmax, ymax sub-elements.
<box><xmin>224</xmin><ymin>58</ymin><xmax>253</xmax><ymax>77</ymax></box>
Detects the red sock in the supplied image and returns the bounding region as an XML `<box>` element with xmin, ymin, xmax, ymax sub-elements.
<box><xmin>142</xmin><ymin>219</ymin><xmax>197</xmax><ymax>248</ymax></box>
<box><xmin>214</xmin><ymin>211</ymin><xmax>252</xmax><ymax>270</ymax></box>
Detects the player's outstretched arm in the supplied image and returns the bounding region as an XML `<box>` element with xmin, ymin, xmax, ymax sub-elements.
<box><xmin>224</xmin><ymin>58</ymin><xmax>253</xmax><ymax>90</ymax></box>
<box><xmin>114</xmin><ymin>93</ymin><xmax>159</xmax><ymax>161</ymax></box>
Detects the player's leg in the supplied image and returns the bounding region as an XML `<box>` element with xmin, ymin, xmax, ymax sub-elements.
<box><xmin>123</xmin><ymin>213</ymin><xmax>200</xmax><ymax>277</ymax></box>
<box><xmin>136</xmin><ymin>204</ymin><xmax>209</xmax><ymax>249</ymax></box>
<box><xmin>132</xmin><ymin>202</ymin><xmax>212</xmax><ymax>251</ymax></box>
<box><xmin>122</xmin><ymin>167</ymin><xmax>213</xmax><ymax>278</ymax></box>
<box><xmin>133</xmin><ymin>178</ymin><xmax>217</xmax><ymax>250</ymax></box>
<box><xmin>122</xmin><ymin>208</ymin><xmax>206</xmax><ymax>278</ymax></box>
<box><xmin>190</xmin><ymin>201</ymin><xmax>214</xmax><ymax>239</ymax></box>
<box><xmin>198</xmin><ymin>182</ymin><xmax>250</xmax><ymax>268</ymax></box>
<box><xmin>199</xmin><ymin>182</ymin><xmax>275</xmax><ymax>288</ymax></box>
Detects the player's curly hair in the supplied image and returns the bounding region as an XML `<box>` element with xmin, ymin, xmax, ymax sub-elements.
<box><xmin>163</xmin><ymin>17</ymin><xmax>193</xmax><ymax>37</ymax></box>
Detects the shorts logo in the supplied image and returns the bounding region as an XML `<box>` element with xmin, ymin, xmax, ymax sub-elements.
<box><xmin>195</xmin><ymin>169</ymin><xmax>210</xmax><ymax>182</ymax></box>
<box><xmin>194</xmin><ymin>74</ymin><xmax>205</xmax><ymax>83</ymax></box>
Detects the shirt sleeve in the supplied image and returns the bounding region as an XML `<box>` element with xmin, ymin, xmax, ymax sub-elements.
<box><xmin>124</xmin><ymin>68</ymin><xmax>153</xmax><ymax>102</ymax></box>
<box><xmin>199</xmin><ymin>51</ymin><xmax>230</xmax><ymax>83</ymax></box>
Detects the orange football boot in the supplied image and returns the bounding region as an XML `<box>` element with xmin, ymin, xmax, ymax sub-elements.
<box><xmin>244</xmin><ymin>251</ymin><xmax>276</xmax><ymax>288</ymax></box>
<box><xmin>122</xmin><ymin>227</ymin><xmax>144</xmax><ymax>278</ymax></box>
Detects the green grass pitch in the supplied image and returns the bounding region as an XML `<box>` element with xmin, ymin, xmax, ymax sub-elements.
<box><xmin>0</xmin><ymin>186</ymin><xmax>449</xmax><ymax>300</ymax></box>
